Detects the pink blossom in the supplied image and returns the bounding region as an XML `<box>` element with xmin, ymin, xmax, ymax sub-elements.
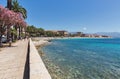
<box><xmin>0</xmin><ymin>5</ymin><xmax>27</xmax><ymax>28</ymax></box>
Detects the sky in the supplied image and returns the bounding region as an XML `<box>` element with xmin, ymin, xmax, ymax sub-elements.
<box><xmin>0</xmin><ymin>0</ymin><xmax>120</xmax><ymax>33</ymax></box>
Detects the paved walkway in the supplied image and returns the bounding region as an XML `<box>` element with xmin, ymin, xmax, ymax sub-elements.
<box><xmin>0</xmin><ymin>39</ymin><xmax>28</xmax><ymax>79</ymax></box>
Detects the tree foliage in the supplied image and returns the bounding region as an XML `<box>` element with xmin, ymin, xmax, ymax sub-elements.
<box><xmin>26</xmin><ymin>25</ymin><xmax>65</xmax><ymax>37</ymax></box>
<box><xmin>0</xmin><ymin>4</ymin><xmax>27</xmax><ymax>46</ymax></box>
<box><xmin>26</xmin><ymin>25</ymin><xmax>45</xmax><ymax>37</ymax></box>
<box><xmin>12</xmin><ymin>0</ymin><xmax>27</xmax><ymax>19</ymax></box>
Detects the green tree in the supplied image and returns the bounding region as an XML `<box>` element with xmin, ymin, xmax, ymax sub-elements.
<box><xmin>26</xmin><ymin>25</ymin><xmax>36</xmax><ymax>33</ymax></box>
<box><xmin>26</xmin><ymin>26</ymin><xmax>45</xmax><ymax>37</ymax></box>
<box><xmin>10</xmin><ymin>28</ymin><xmax>17</xmax><ymax>41</ymax></box>
<box><xmin>26</xmin><ymin>25</ymin><xmax>37</xmax><ymax>37</ymax></box>
<box><xmin>45</xmin><ymin>31</ymin><xmax>55</xmax><ymax>37</ymax></box>
<box><xmin>37</xmin><ymin>28</ymin><xmax>45</xmax><ymax>36</ymax></box>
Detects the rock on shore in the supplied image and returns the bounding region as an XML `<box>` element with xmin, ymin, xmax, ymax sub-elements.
<box><xmin>32</xmin><ymin>37</ymin><xmax>51</xmax><ymax>47</ymax></box>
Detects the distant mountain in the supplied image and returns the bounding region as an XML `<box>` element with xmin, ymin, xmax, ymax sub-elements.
<box><xmin>95</xmin><ymin>32</ymin><xmax>120</xmax><ymax>38</ymax></box>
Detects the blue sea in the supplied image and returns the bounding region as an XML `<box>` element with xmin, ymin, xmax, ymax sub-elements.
<box><xmin>40</xmin><ymin>38</ymin><xmax>120</xmax><ymax>79</ymax></box>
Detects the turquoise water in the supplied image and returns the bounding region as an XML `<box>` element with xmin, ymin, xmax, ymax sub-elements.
<box><xmin>40</xmin><ymin>38</ymin><xmax>120</xmax><ymax>79</ymax></box>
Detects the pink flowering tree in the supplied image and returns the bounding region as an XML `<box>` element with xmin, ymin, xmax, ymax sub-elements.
<box><xmin>0</xmin><ymin>5</ymin><xmax>9</xmax><ymax>46</ymax></box>
<box><xmin>0</xmin><ymin>5</ymin><xmax>27</xmax><ymax>46</ymax></box>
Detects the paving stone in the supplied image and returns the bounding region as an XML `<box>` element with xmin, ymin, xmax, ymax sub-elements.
<box><xmin>0</xmin><ymin>40</ymin><xmax>28</xmax><ymax>79</ymax></box>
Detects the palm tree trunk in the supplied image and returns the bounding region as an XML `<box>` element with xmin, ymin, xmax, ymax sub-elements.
<box><xmin>25</xmin><ymin>28</ymin><xmax>26</xmax><ymax>38</ymax></box>
<box><xmin>14</xmin><ymin>26</ymin><xmax>17</xmax><ymax>40</ymax></box>
<box><xmin>0</xmin><ymin>26</ymin><xmax>3</xmax><ymax>47</ymax></box>
<box><xmin>7</xmin><ymin>0</ymin><xmax>12</xmax><ymax>10</ymax></box>
<box><xmin>0</xmin><ymin>34</ymin><xmax>2</xmax><ymax>47</ymax></box>
<box><xmin>7</xmin><ymin>30</ymin><xmax>9</xmax><ymax>42</ymax></box>
<box><xmin>0</xmin><ymin>36</ymin><xmax>2</xmax><ymax>47</ymax></box>
<box><xmin>19</xmin><ymin>26</ymin><xmax>21</xmax><ymax>39</ymax></box>
<box><xmin>7</xmin><ymin>0</ymin><xmax>12</xmax><ymax>44</ymax></box>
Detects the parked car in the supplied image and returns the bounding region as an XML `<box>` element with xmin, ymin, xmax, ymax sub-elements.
<box><xmin>1</xmin><ymin>36</ymin><xmax>7</xmax><ymax>43</ymax></box>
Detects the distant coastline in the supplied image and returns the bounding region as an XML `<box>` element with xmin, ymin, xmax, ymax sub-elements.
<box><xmin>32</xmin><ymin>36</ymin><xmax>112</xmax><ymax>41</ymax></box>
<box><xmin>31</xmin><ymin>36</ymin><xmax>112</xmax><ymax>46</ymax></box>
<box><xmin>31</xmin><ymin>36</ymin><xmax>112</xmax><ymax>55</ymax></box>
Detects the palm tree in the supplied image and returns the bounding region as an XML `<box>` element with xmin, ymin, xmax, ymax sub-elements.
<box><xmin>7</xmin><ymin>0</ymin><xmax>27</xmax><ymax>19</ymax></box>
<box><xmin>12</xmin><ymin>0</ymin><xmax>27</xmax><ymax>19</ymax></box>
<box><xmin>6</xmin><ymin>0</ymin><xmax>27</xmax><ymax>40</ymax></box>
<box><xmin>6</xmin><ymin>0</ymin><xmax>12</xmax><ymax>44</ymax></box>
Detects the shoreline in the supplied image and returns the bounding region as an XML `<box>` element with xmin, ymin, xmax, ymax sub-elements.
<box><xmin>31</xmin><ymin>38</ymin><xmax>51</xmax><ymax>56</ymax></box>
<box><xmin>31</xmin><ymin>36</ymin><xmax>113</xmax><ymax>51</ymax></box>
<box><xmin>32</xmin><ymin>38</ymin><xmax>50</xmax><ymax>47</ymax></box>
<box><xmin>32</xmin><ymin>36</ymin><xmax>112</xmax><ymax>41</ymax></box>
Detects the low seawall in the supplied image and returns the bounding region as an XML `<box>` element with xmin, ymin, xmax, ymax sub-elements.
<box><xmin>29</xmin><ymin>39</ymin><xmax>52</xmax><ymax>79</ymax></box>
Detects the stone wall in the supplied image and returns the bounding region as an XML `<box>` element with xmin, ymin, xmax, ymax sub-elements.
<box><xmin>29</xmin><ymin>39</ymin><xmax>52</xmax><ymax>79</ymax></box>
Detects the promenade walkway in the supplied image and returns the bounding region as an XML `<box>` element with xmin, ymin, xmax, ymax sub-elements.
<box><xmin>0</xmin><ymin>39</ymin><xmax>28</xmax><ymax>79</ymax></box>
